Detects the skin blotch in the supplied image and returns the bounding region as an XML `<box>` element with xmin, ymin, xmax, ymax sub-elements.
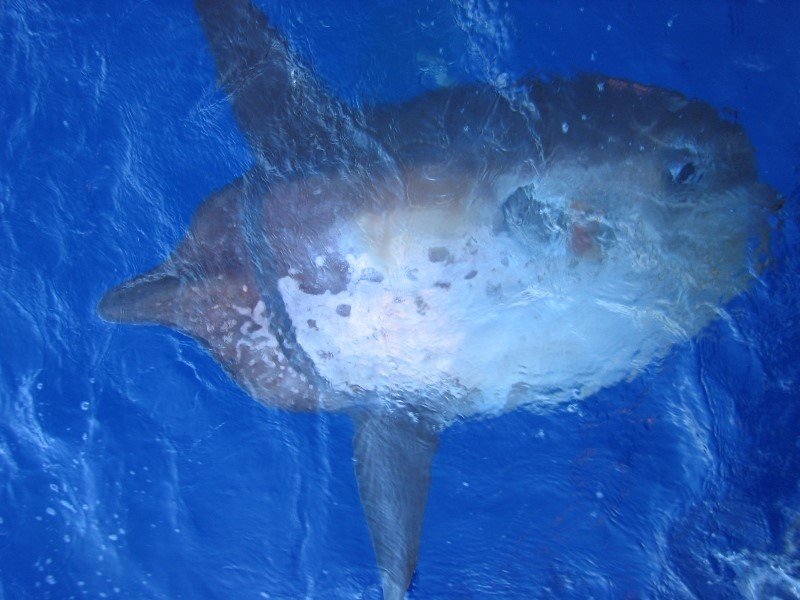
<box><xmin>415</xmin><ymin>296</ymin><xmax>429</xmax><ymax>315</ymax></box>
<box><xmin>428</xmin><ymin>247</ymin><xmax>452</xmax><ymax>263</ymax></box>
<box><xmin>336</xmin><ymin>303</ymin><xmax>352</xmax><ymax>317</ymax></box>
<box><xmin>360</xmin><ymin>268</ymin><xmax>385</xmax><ymax>283</ymax></box>
<box><xmin>486</xmin><ymin>282</ymin><xmax>502</xmax><ymax>298</ymax></box>
<box><xmin>464</xmin><ymin>270</ymin><xmax>478</xmax><ymax>280</ymax></box>
<box><xmin>434</xmin><ymin>281</ymin><xmax>452</xmax><ymax>290</ymax></box>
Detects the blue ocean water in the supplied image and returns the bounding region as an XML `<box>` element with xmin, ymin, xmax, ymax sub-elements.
<box><xmin>1</xmin><ymin>1</ymin><xmax>799</xmax><ymax>598</ymax></box>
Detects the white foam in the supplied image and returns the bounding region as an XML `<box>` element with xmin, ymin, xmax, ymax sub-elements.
<box><xmin>719</xmin><ymin>550</ymin><xmax>800</xmax><ymax>599</ymax></box>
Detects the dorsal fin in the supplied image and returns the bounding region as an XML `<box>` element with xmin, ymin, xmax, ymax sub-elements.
<box><xmin>194</xmin><ymin>0</ymin><xmax>361</xmax><ymax>173</ymax></box>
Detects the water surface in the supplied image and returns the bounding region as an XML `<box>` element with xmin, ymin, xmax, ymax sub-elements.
<box><xmin>1</xmin><ymin>1</ymin><xmax>799</xmax><ymax>598</ymax></box>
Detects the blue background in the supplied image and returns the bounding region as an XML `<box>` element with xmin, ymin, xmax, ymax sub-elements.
<box><xmin>1</xmin><ymin>1</ymin><xmax>799</xmax><ymax>598</ymax></box>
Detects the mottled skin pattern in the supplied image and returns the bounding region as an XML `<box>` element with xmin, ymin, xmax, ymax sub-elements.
<box><xmin>100</xmin><ymin>175</ymin><xmax>320</xmax><ymax>409</ymax></box>
<box><xmin>98</xmin><ymin>1</ymin><xmax>779</xmax><ymax>598</ymax></box>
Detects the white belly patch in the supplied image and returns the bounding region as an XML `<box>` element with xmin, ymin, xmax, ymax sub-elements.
<box><xmin>277</xmin><ymin>203</ymin><xmax>688</xmax><ymax>415</ymax></box>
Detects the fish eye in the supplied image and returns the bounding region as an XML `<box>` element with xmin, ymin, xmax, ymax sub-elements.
<box><xmin>670</xmin><ymin>161</ymin><xmax>702</xmax><ymax>185</ymax></box>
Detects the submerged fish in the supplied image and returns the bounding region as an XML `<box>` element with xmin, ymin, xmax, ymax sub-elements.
<box><xmin>98</xmin><ymin>1</ymin><xmax>778</xmax><ymax>597</ymax></box>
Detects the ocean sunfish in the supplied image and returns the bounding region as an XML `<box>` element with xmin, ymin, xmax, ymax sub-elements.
<box><xmin>98</xmin><ymin>1</ymin><xmax>779</xmax><ymax>597</ymax></box>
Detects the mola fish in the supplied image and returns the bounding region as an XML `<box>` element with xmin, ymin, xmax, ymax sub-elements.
<box><xmin>98</xmin><ymin>0</ymin><xmax>779</xmax><ymax>597</ymax></box>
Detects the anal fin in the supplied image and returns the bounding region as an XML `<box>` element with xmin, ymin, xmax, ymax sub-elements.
<box><xmin>352</xmin><ymin>408</ymin><xmax>440</xmax><ymax>600</ymax></box>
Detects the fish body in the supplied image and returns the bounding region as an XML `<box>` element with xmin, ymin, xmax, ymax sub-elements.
<box><xmin>98</xmin><ymin>1</ymin><xmax>778</xmax><ymax>597</ymax></box>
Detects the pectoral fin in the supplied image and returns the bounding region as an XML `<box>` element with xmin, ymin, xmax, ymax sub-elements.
<box><xmin>352</xmin><ymin>409</ymin><xmax>440</xmax><ymax>600</ymax></box>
